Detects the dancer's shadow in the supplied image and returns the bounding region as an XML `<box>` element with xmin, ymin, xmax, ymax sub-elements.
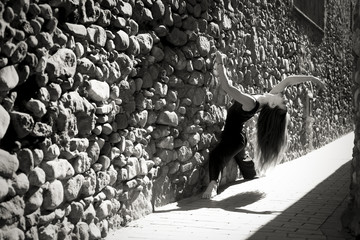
<box><xmin>154</xmin><ymin>179</ymin><xmax>280</xmax><ymax>215</ymax></box>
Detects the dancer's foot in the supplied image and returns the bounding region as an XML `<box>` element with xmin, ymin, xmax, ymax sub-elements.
<box><xmin>202</xmin><ymin>180</ymin><xmax>218</xmax><ymax>199</ymax></box>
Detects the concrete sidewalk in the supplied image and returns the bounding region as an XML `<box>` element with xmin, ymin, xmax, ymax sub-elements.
<box><xmin>107</xmin><ymin>132</ymin><xmax>355</xmax><ymax>240</ymax></box>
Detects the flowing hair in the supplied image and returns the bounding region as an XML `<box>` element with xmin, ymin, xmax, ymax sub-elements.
<box><xmin>255</xmin><ymin>104</ymin><xmax>289</xmax><ymax>173</ymax></box>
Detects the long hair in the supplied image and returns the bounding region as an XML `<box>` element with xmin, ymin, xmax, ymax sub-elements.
<box><xmin>255</xmin><ymin>104</ymin><xmax>289</xmax><ymax>173</ymax></box>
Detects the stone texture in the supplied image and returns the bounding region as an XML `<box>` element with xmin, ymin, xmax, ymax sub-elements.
<box><xmin>25</xmin><ymin>98</ymin><xmax>47</xmax><ymax>118</ymax></box>
<box><xmin>60</xmin><ymin>91</ymin><xmax>86</xmax><ymax>113</ymax></box>
<box><xmin>42</xmin><ymin>180</ymin><xmax>64</xmax><ymax>210</ymax></box>
<box><xmin>57</xmin><ymin>221</ymin><xmax>74</xmax><ymax>240</ymax></box>
<box><xmin>72</xmin><ymin>152</ymin><xmax>92</xmax><ymax>174</ymax></box>
<box><xmin>114</xmin><ymin>30</ymin><xmax>129</xmax><ymax>51</ymax></box>
<box><xmin>156</xmin><ymin>111</ymin><xmax>179</xmax><ymax>127</ymax></box>
<box><xmin>87</xmin><ymin>25</ymin><xmax>107</xmax><ymax>47</ymax></box>
<box><xmin>88</xmin><ymin>80</ymin><xmax>110</xmax><ymax>102</ymax></box>
<box><xmin>96</xmin><ymin>171</ymin><xmax>111</xmax><ymax>192</ymax></box>
<box><xmin>42</xmin><ymin>143</ymin><xmax>60</xmax><ymax>161</ymax></box>
<box><xmin>13</xmin><ymin>173</ymin><xmax>29</xmax><ymax>195</ymax></box>
<box><xmin>47</xmin><ymin>83</ymin><xmax>62</xmax><ymax>101</ymax></box>
<box><xmin>118</xmin><ymin>1</ymin><xmax>132</xmax><ymax>17</ymax></box>
<box><xmin>46</xmin><ymin>48</ymin><xmax>77</xmax><ymax>78</ymax></box>
<box><xmin>31</xmin><ymin>122</ymin><xmax>52</xmax><ymax>137</ymax></box>
<box><xmin>0</xmin><ymin>65</ymin><xmax>19</xmax><ymax>91</ymax></box>
<box><xmin>41</xmin><ymin>159</ymin><xmax>75</xmax><ymax>180</ymax></box>
<box><xmin>197</xmin><ymin>35</ymin><xmax>211</xmax><ymax>57</ymax></box>
<box><xmin>17</xmin><ymin>148</ymin><xmax>34</xmax><ymax>174</ymax></box>
<box><xmin>89</xmin><ymin>222</ymin><xmax>101</xmax><ymax>240</ymax></box>
<box><xmin>0</xmin><ymin>196</ymin><xmax>25</xmax><ymax>226</ymax></box>
<box><xmin>75</xmin><ymin>222</ymin><xmax>89</xmax><ymax>240</ymax></box>
<box><xmin>39</xmin><ymin>224</ymin><xmax>58</xmax><ymax>240</ymax></box>
<box><xmin>96</xmin><ymin>200</ymin><xmax>112</xmax><ymax>220</ymax></box>
<box><xmin>10</xmin><ymin>111</ymin><xmax>34</xmax><ymax>138</ymax></box>
<box><xmin>68</xmin><ymin>201</ymin><xmax>84</xmax><ymax>224</ymax></box>
<box><xmin>25</xmin><ymin>187</ymin><xmax>43</xmax><ymax>213</ymax></box>
<box><xmin>136</xmin><ymin>33</ymin><xmax>153</xmax><ymax>54</ymax></box>
<box><xmin>64</xmin><ymin>174</ymin><xmax>85</xmax><ymax>201</ymax></box>
<box><xmin>2</xmin><ymin>228</ymin><xmax>25</xmax><ymax>240</ymax></box>
<box><xmin>63</xmin><ymin>23</ymin><xmax>87</xmax><ymax>38</ymax></box>
<box><xmin>87</xmin><ymin>141</ymin><xmax>100</xmax><ymax>164</ymax></box>
<box><xmin>25</xmin><ymin>227</ymin><xmax>39</xmax><ymax>240</ymax></box>
<box><xmin>0</xmin><ymin>105</ymin><xmax>10</xmax><ymax>140</ymax></box>
<box><xmin>83</xmin><ymin>203</ymin><xmax>96</xmax><ymax>223</ymax></box>
<box><xmin>28</xmin><ymin>167</ymin><xmax>46</xmax><ymax>187</ymax></box>
<box><xmin>11</xmin><ymin>41</ymin><xmax>28</xmax><ymax>64</ymax></box>
<box><xmin>0</xmin><ymin>149</ymin><xmax>19</xmax><ymax>178</ymax></box>
<box><xmin>33</xmin><ymin>149</ymin><xmax>44</xmax><ymax>166</ymax></box>
<box><xmin>81</xmin><ymin>168</ymin><xmax>96</xmax><ymax>197</ymax></box>
<box><xmin>0</xmin><ymin>176</ymin><xmax>9</xmax><ymax>201</ymax></box>
<box><xmin>166</xmin><ymin>28</ymin><xmax>187</xmax><ymax>46</ymax></box>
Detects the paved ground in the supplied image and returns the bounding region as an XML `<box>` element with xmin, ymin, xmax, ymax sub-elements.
<box><xmin>107</xmin><ymin>132</ymin><xmax>356</xmax><ymax>240</ymax></box>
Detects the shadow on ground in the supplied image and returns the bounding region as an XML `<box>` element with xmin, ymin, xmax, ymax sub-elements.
<box><xmin>247</xmin><ymin>161</ymin><xmax>355</xmax><ymax>240</ymax></box>
<box><xmin>154</xmin><ymin>179</ymin><xmax>280</xmax><ymax>215</ymax></box>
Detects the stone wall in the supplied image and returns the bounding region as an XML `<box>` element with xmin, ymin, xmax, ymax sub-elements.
<box><xmin>0</xmin><ymin>0</ymin><xmax>353</xmax><ymax>239</ymax></box>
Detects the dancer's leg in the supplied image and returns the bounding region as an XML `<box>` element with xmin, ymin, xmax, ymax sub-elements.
<box><xmin>234</xmin><ymin>149</ymin><xmax>257</xmax><ymax>180</ymax></box>
<box><xmin>202</xmin><ymin>138</ymin><xmax>244</xmax><ymax>199</ymax></box>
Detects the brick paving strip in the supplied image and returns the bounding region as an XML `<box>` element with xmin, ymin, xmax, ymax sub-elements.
<box><xmin>107</xmin><ymin>132</ymin><xmax>355</xmax><ymax>240</ymax></box>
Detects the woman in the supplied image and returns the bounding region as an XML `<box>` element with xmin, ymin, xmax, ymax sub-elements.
<box><xmin>202</xmin><ymin>51</ymin><xmax>324</xmax><ymax>199</ymax></box>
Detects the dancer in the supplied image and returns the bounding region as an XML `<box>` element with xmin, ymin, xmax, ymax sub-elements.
<box><xmin>202</xmin><ymin>51</ymin><xmax>324</xmax><ymax>199</ymax></box>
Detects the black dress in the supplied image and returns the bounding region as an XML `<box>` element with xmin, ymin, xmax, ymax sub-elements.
<box><xmin>208</xmin><ymin>100</ymin><xmax>260</xmax><ymax>181</ymax></box>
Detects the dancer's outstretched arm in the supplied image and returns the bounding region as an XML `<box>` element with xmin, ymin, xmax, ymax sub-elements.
<box><xmin>215</xmin><ymin>51</ymin><xmax>257</xmax><ymax>111</ymax></box>
<box><xmin>270</xmin><ymin>75</ymin><xmax>325</xmax><ymax>94</ymax></box>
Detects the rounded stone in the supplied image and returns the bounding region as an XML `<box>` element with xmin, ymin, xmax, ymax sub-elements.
<box><xmin>26</xmin><ymin>187</ymin><xmax>43</xmax><ymax>213</ymax></box>
<box><xmin>0</xmin><ymin>176</ymin><xmax>9</xmax><ymax>201</ymax></box>
<box><xmin>13</xmin><ymin>173</ymin><xmax>30</xmax><ymax>195</ymax></box>
<box><xmin>0</xmin><ymin>105</ymin><xmax>10</xmax><ymax>140</ymax></box>
<box><xmin>88</xmin><ymin>80</ymin><xmax>110</xmax><ymax>102</ymax></box>
<box><xmin>64</xmin><ymin>174</ymin><xmax>84</xmax><ymax>201</ymax></box>
<box><xmin>10</xmin><ymin>111</ymin><xmax>35</xmax><ymax>139</ymax></box>
<box><xmin>136</xmin><ymin>33</ymin><xmax>153</xmax><ymax>54</ymax></box>
<box><xmin>42</xmin><ymin>179</ymin><xmax>64</xmax><ymax>210</ymax></box>
<box><xmin>0</xmin><ymin>65</ymin><xmax>19</xmax><ymax>91</ymax></box>
<box><xmin>114</xmin><ymin>30</ymin><xmax>129</xmax><ymax>51</ymax></box>
<box><xmin>41</xmin><ymin>159</ymin><xmax>75</xmax><ymax>180</ymax></box>
<box><xmin>28</xmin><ymin>167</ymin><xmax>46</xmax><ymax>187</ymax></box>
<box><xmin>26</xmin><ymin>98</ymin><xmax>47</xmax><ymax>118</ymax></box>
<box><xmin>0</xmin><ymin>149</ymin><xmax>19</xmax><ymax>178</ymax></box>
